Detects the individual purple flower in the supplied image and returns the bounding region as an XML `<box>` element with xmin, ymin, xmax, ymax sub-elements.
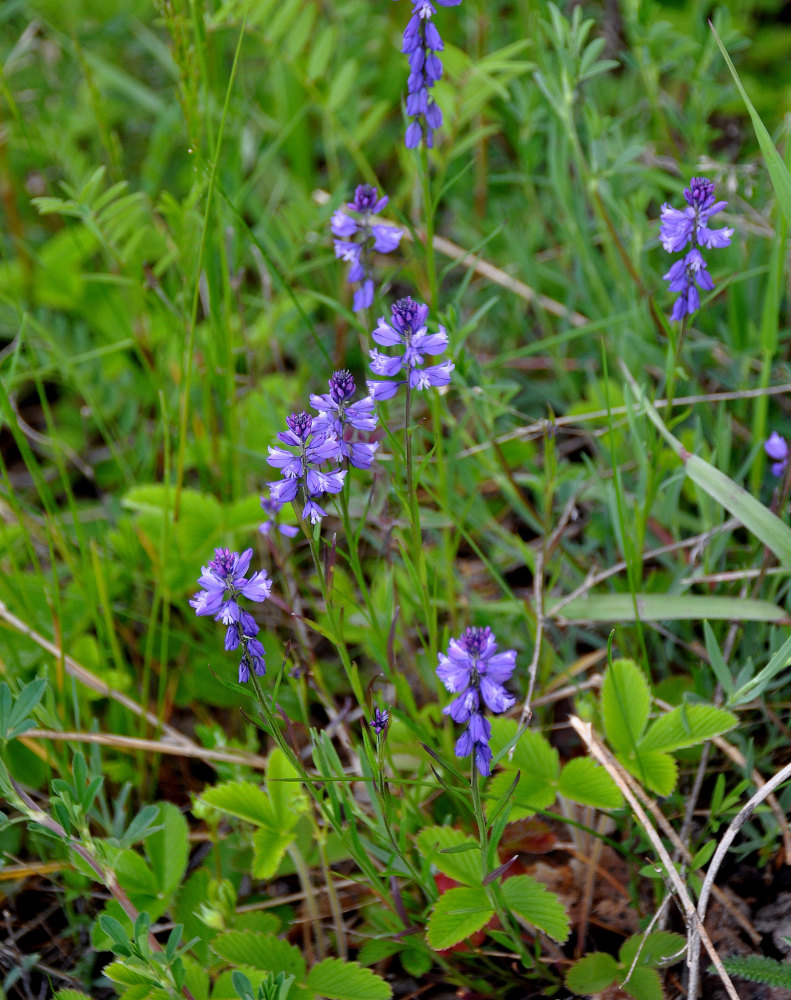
<box><xmin>369</xmin><ymin>707</ymin><xmax>390</xmax><ymax>735</ymax></box>
<box><xmin>189</xmin><ymin>548</ymin><xmax>272</xmax><ymax>683</ymax></box>
<box><xmin>400</xmin><ymin>0</ymin><xmax>461</xmax><ymax>149</ymax></box>
<box><xmin>436</xmin><ymin>626</ymin><xmax>516</xmax><ymax>777</ymax></box>
<box><xmin>310</xmin><ymin>370</ymin><xmax>380</xmax><ymax>471</ymax></box>
<box><xmin>367</xmin><ymin>297</ymin><xmax>454</xmax><ymax>401</ymax></box>
<box><xmin>765</xmin><ymin>431</ymin><xmax>789</xmax><ymax>478</ymax></box>
<box><xmin>660</xmin><ymin>176</ymin><xmax>733</xmax><ymax>320</ymax></box>
<box><xmin>662</xmin><ymin>248</ymin><xmax>714</xmax><ymax>322</ymax></box>
<box><xmin>259</xmin><ymin>496</ymin><xmax>299</xmax><ymax>538</ymax></box>
<box><xmin>331</xmin><ymin>184</ymin><xmax>402</xmax><ymax>311</ymax></box>
<box><xmin>267</xmin><ymin>411</ymin><xmax>346</xmax><ymax>525</ymax></box>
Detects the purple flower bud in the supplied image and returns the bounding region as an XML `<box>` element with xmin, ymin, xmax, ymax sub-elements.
<box><xmin>370</xmin><ymin>706</ymin><xmax>390</xmax><ymax>734</ymax></box>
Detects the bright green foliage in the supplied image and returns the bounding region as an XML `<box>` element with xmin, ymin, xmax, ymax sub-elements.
<box><xmin>305</xmin><ymin>958</ymin><xmax>392</xmax><ymax>1000</ymax></box>
<box><xmin>200</xmin><ymin>750</ymin><xmax>309</xmax><ymax>878</ymax></box>
<box><xmin>721</xmin><ymin>954</ymin><xmax>791</xmax><ymax>989</ymax></box>
<box><xmin>487</xmin><ymin>718</ymin><xmax>622</xmax><ymax>818</ymax></box>
<box><xmin>212</xmin><ymin>933</ymin><xmax>392</xmax><ymax>999</ymax></box>
<box><xmin>426</xmin><ymin>887</ymin><xmax>495</xmax><ymax>951</ymax></box>
<box><xmin>601</xmin><ymin>659</ymin><xmax>737</xmax><ymax>794</ymax></box>
<box><xmin>566</xmin><ymin>932</ymin><xmax>685</xmax><ymax>1000</ymax></box>
<box><xmin>500</xmin><ymin>875</ymin><xmax>570</xmax><ymax>943</ymax></box>
<box><xmin>416</xmin><ymin>826</ymin><xmax>482</xmax><ymax>886</ymax></box>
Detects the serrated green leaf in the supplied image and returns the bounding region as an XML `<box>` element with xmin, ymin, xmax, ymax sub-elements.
<box><xmin>602</xmin><ymin>659</ymin><xmax>650</xmax><ymax>756</ymax></box>
<box><xmin>426</xmin><ymin>887</ymin><xmax>494</xmax><ymax>950</ymax></box>
<box><xmin>400</xmin><ymin>948</ymin><xmax>432</xmax><ymax>978</ymax></box>
<box><xmin>356</xmin><ymin>939</ymin><xmax>401</xmax><ymax>966</ymax></box>
<box><xmin>102</xmin><ymin>962</ymin><xmax>156</xmax><ymax>986</ymax></box>
<box><xmin>558</xmin><ymin>757</ymin><xmax>623</xmax><ymax>809</ymax></box>
<box><xmin>618</xmin><ymin>931</ymin><xmax>687</xmax><ymax>970</ymax></box>
<box><xmin>619</xmin><ymin>965</ymin><xmax>664</xmax><ymax>1000</ymax></box>
<box><xmin>211</xmin><ymin>931</ymin><xmax>306</xmax><ymax>980</ymax></box>
<box><xmin>114</xmin><ymin>848</ymin><xmax>159</xmax><ymax>898</ymax></box>
<box><xmin>639</xmin><ymin>705</ymin><xmax>737</xmax><ymax>754</ymax></box>
<box><xmin>146</xmin><ymin>802</ymin><xmax>189</xmax><ymax>898</ymax></box>
<box><xmin>500</xmin><ymin>874</ymin><xmax>569</xmax><ymax>943</ymax></box>
<box><xmin>54</xmin><ymin>991</ymin><xmax>93</xmax><ymax>1000</ymax></box>
<box><xmin>619</xmin><ymin>931</ymin><xmax>686</xmax><ymax>969</ymax></box>
<box><xmin>201</xmin><ymin>781</ymin><xmax>273</xmax><ymax>826</ymax></box>
<box><xmin>251</xmin><ymin>825</ymin><xmax>295</xmax><ymax>879</ymax></box>
<box><xmin>566</xmin><ymin>952</ymin><xmax>619</xmax><ymax>993</ymax></box>
<box><xmin>619</xmin><ymin>749</ymin><xmax>677</xmax><ymax>797</ymax></box>
<box><xmin>486</xmin><ymin>766</ymin><xmax>557</xmax><ymax>820</ymax></box>
<box><xmin>305</xmin><ymin>958</ymin><xmax>392</xmax><ymax>1000</ymax></box>
<box><xmin>416</xmin><ymin>827</ymin><xmax>482</xmax><ymax>887</ymax></box>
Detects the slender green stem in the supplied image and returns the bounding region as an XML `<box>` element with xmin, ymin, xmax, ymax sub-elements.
<box><xmin>420</xmin><ymin>146</ymin><xmax>438</xmax><ymax>312</ymax></box>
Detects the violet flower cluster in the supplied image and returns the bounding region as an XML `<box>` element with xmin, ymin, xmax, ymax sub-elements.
<box><xmin>369</xmin><ymin>706</ymin><xmax>390</xmax><ymax>734</ymax></box>
<box><xmin>189</xmin><ymin>548</ymin><xmax>271</xmax><ymax>683</ymax></box>
<box><xmin>368</xmin><ymin>296</ymin><xmax>454</xmax><ymax>401</ymax></box>
<box><xmin>310</xmin><ymin>369</ymin><xmax>380</xmax><ymax>470</ymax></box>
<box><xmin>267</xmin><ymin>411</ymin><xmax>347</xmax><ymax>525</ymax></box>
<box><xmin>267</xmin><ymin>373</ymin><xmax>380</xmax><ymax>525</ymax></box>
<box><xmin>332</xmin><ymin>185</ymin><xmax>402</xmax><ymax>311</ymax></box>
<box><xmin>765</xmin><ymin>432</ymin><xmax>789</xmax><ymax>478</ymax></box>
<box><xmin>660</xmin><ymin>176</ymin><xmax>733</xmax><ymax>321</ymax></box>
<box><xmin>400</xmin><ymin>0</ymin><xmax>461</xmax><ymax>148</ymax></box>
<box><xmin>437</xmin><ymin>626</ymin><xmax>516</xmax><ymax>776</ymax></box>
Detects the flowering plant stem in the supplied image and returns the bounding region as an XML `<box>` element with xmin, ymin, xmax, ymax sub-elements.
<box><xmin>469</xmin><ymin>764</ymin><xmax>533</xmax><ymax>966</ymax></box>
<box><xmin>664</xmin><ymin>315</ymin><xmax>689</xmax><ymax>415</ymax></box>
<box><xmin>420</xmin><ymin>146</ymin><xmax>438</xmax><ymax>312</ymax></box>
<box><xmin>296</xmin><ymin>505</ymin><xmax>367</xmax><ymax>712</ymax></box>
<box><xmin>404</xmin><ymin>380</ymin><xmax>437</xmax><ymax>654</ymax></box>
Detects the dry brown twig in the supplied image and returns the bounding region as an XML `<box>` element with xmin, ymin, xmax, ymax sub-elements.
<box><xmin>568</xmin><ymin>716</ymin><xmax>740</xmax><ymax>1000</ymax></box>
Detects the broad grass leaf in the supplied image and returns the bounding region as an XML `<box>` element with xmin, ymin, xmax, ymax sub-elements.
<box><xmin>547</xmin><ymin>593</ymin><xmax>786</xmax><ymax>623</ymax></box>
<box><xmin>426</xmin><ymin>887</ymin><xmax>494</xmax><ymax>950</ymax></box>
<box><xmin>500</xmin><ymin>874</ymin><xmax>569</xmax><ymax>943</ymax></box>
<box><xmin>146</xmin><ymin>802</ymin><xmax>189</xmax><ymax>898</ymax></box>
<box><xmin>201</xmin><ymin>781</ymin><xmax>273</xmax><ymax>826</ymax></box>
<box><xmin>602</xmin><ymin>658</ymin><xmax>650</xmax><ymax>755</ymax></box>
<box><xmin>566</xmin><ymin>952</ymin><xmax>619</xmax><ymax>994</ymax></box>
<box><xmin>557</xmin><ymin>757</ymin><xmax>623</xmax><ymax>810</ymax></box>
<box><xmin>639</xmin><ymin>705</ymin><xmax>737</xmax><ymax>754</ymax></box>
<box><xmin>211</xmin><ymin>931</ymin><xmax>306</xmax><ymax>979</ymax></box>
<box><xmin>416</xmin><ymin>827</ymin><xmax>482</xmax><ymax>887</ymax></box>
<box><xmin>305</xmin><ymin>958</ymin><xmax>392</xmax><ymax>1000</ymax></box>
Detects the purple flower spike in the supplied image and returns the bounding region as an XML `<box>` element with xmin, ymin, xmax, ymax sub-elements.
<box><xmin>367</xmin><ymin>297</ymin><xmax>453</xmax><ymax>401</ymax></box>
<box><xmin>765</xmin><ymin>431</ymin><xmax>789</xmax><ymax>478</ymax></box>
<box><xmin>189</xmin><ymin>548</ymin><xmax>272</xmax><ymax>683</ymax></box>
<box><xmin>331</xmin><ymin>183</ymin><xmax>401</xmax><ymax>312</ymax></box>
<box><xmin>370</xmin><ymin>707</ymin><xmax>390</xmax><ymax>734</ymax></box>
<box><xmin>310</xmin><ymin>370</ymin><xmax>380</xmax><ymax>471</ymax></box>
<box><xmin>660</xmin><ymin>176</ymin><xmax>733</xmax><ymax>321</ymax></box>
<box><xmin>437</xmin><ymin>626</ymin><xmax>516</xmax><ymax>777</ymax></box>
<box><xmin>267</xmin><ymin>408</ymin><xmax>346</xmax><ymax>526</ymax></box>
<box><xmin>399</xmin><ymin>0</ymin><xmax>460</xmax><ymax>148</ymax></box>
